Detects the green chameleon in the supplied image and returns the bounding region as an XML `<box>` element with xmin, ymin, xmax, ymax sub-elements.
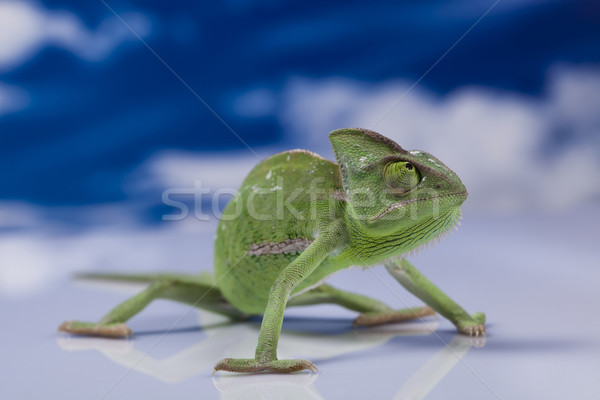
<box><xmin>59</xmin><ymin>128</ymin><xmax>486</xmax><ymax>374</ymax></box>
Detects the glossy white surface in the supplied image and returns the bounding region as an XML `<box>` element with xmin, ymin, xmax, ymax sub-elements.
<box><xmin>2</xmin><ymin>205</ymin><xmax>599</xmax><ymax>399</ymax></box>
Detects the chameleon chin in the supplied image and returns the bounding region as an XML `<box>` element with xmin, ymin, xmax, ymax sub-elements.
<box><xmin>59</xmin><ymin>128</ymin><xmax>486</xmax><ymax>374</ymax></box>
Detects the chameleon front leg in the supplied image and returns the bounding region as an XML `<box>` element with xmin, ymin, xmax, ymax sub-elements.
<box><xmin>59</xmin><ymin>277</ymin><xmax>245</xmax><ymax>338</ymax></box>
<box><xmin>214</xmin><ymin>230</ymin><xmax>342</xmax><ymax>374</ymax></box>
<box><xmin>385</xmin><ymin>258</ymin><xmax>486</xmax><ymax>336</ymax></box>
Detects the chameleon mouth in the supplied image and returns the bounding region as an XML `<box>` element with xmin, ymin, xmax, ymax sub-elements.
<box><xmin>370</xmin><ymin>190</ymin><xmax>468</xmax><ymax>222</ymax></box>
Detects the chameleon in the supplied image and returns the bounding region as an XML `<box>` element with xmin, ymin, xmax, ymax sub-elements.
<box><xmin>59</xmin><ymin>128</ymin><xmax>486</xmax><ymax>374</ymax></box>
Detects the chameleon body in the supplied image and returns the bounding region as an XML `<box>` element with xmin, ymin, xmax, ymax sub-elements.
<box><xmin>59</xmin><ymin>128</ymin><xmax>486</xmax><ymax>374</ymax></box>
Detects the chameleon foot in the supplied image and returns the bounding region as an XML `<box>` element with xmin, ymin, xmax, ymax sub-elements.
<box><xmin>457</xmin><ymin>313</ymin><xmax>486</xmax><ymax>337</ymax></box>
<box><xmin>213</xmin><ymin>358</ymin><xmax>318</xmax><ymax>374</ymax></box>
<box><xmin>58</xmin><ymin>320</ymin><xmax>132</xmax><ymax>338</ymax></box>
<box><xmin>353</xmin><ymin>306</ymin><xmax>436</xmax><ymax>327</ymax></box>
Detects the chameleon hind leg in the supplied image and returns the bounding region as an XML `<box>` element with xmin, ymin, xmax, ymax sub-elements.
<box><xmin>287</xmin><ymin>284</ymin><xmax>436</xmax><ymax>327</ymax></box>
<box><xmin>385</xmin><ymin>258</ymin><xmax>486</xmax><ymax>336</ymax></box>
<box><xmin>59</xmin><ymin>276</ymin><xmax>246</xmax><ymax>338</ymax></box>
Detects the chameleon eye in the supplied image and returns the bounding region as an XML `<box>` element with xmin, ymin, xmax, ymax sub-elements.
<box><xmin>383</xmin><ymin>161</ymin><xmax>421</xmax><ymax>194</ymax></box>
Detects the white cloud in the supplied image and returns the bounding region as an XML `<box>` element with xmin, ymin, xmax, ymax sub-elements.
<box><xmin>0</xmin><ymin>1</ymin><xmax>151</xmax><ymax>71</ymax></box>
<box><xmin>0</xmin><ymin>83</ymin><xmax>30</xmax><ymax>115</ymax></box>
<box><xmin>0</xmin><ymin>201</ymin><xmax>217</xmax><ymax>298</ymax></box>
<box><xmin>0</xmin><ymin>201</ymin><xmax>41</xmax><ymax>230</ymax></box>
<box><xmin>278</xmin><ymin>66</ymin><xmax>600</xmax><ymax>212</ymax></box>
<box><xmin>547</xmin><ymin>65</ymin><xmax>600</xmax><ymax>137</ymax></box>
<box><xmin>130</xmin><ymin>150</ymin><xmax>262</xmax><ymax>195</ymax></box>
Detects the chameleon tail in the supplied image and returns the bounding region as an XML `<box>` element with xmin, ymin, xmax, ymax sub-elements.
<box><xmin>74</xmin><ymin>271</ymin><xmax>215</xmax><ymax>285</ymax></box>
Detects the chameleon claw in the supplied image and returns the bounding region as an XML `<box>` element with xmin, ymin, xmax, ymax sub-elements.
<box><xmin>459</xmin><ymin>323</ymin><xmax>486</xmax><ymax>337</ymax></box>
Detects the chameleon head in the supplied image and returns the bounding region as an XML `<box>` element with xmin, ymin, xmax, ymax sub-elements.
<box><xmin>329</xmin><ymin>128</ymin><xmax>467</xmax><ymax>245</ymax></box>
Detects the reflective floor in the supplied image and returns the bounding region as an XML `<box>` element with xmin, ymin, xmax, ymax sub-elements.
<box><xmin>2</xmin><ymin>205</ymin><xmax>599</xmax><ymax>399</ymax></box>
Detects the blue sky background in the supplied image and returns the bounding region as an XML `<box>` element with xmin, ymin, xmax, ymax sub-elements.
<box><xmin>1</xmin><ymin>0</ymin><xmax>599</xmax><ymax>296</ymax></box>
<box><xmin>1</xmin><ymin>0</ymin><xmax>599</xmax><ymax>205</ymax></box>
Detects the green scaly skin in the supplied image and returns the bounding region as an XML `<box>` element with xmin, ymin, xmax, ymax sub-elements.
<box><xmin>59</xmin><ymin>128</ymin><xmax>486</xmax><ymax>374</ymax></box>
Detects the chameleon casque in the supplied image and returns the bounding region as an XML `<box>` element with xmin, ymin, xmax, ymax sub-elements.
<box><xmin>59</xmin><ymin>128</ymin><xmax>486</xmax><ymax>374</ymax></box>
